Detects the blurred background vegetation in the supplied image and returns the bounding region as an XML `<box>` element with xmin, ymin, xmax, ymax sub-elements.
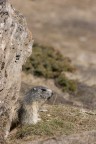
<box><xmin>23</xmin><ymin>43</ymin><xmax>77</xmax><ymax>92</ymax></box>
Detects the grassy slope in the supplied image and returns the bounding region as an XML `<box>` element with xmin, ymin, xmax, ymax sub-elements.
<box><xmin>8</xmin><ymin>104</ymin><xmax>96</xmax><ymax>142</ymax></box>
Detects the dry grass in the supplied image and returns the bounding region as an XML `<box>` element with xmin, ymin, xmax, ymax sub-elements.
<box><xmin>8</xmin><ymin>105</ymin><xmax>96</xmax><ymax>142</ymax></box>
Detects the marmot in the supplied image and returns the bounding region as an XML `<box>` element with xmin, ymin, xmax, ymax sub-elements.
<box><xmin>18</xmin><ymin>86</ymin><xmax>53</xmax><ymax>124</ymax></box>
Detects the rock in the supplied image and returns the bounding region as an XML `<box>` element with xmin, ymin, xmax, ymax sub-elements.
<box><xmin>0</xmin><ymin>0</ymin><xmax>33</xmax><ymax>142</ymax></box>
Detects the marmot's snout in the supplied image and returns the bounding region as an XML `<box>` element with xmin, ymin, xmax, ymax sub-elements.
<box><xmin>46</xmin><ymin>88</ymin><xmax>53</xmax><ymax>100</ymax></box>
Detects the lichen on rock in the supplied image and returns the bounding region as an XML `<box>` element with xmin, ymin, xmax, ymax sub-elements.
<box><xmin>0</xmin><ymin>0</ymin><xmax>33</xmax><ymax>142</ymax></box>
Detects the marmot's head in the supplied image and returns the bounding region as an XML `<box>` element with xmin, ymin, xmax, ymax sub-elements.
<box><xmin>23</xmin><ymin>86</ymin><xmax>53</xmax><ymax>105</ymax></box>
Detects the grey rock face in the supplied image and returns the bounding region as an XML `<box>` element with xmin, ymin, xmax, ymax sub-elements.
<box><xmin>0</xmin><ymin>0</ymin><xmax>32</xmax><ymax>142</ymax></box>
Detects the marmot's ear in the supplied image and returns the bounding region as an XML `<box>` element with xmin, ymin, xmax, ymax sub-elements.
<box><xmin>33</xmin><ymin>88</ymin><xmax>37</xmax><ymax>91</ymax></box>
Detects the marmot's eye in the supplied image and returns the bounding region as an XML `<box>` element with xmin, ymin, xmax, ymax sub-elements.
<box><xmin>41</xmin><ymin>88</ymin><xmax>46</xmax><ymax>92</ymax></box>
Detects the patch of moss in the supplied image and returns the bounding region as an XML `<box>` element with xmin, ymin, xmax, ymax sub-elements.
<box><xmin>23</xmin><ymin>43</ymin><xmax>76</xmax><ymax>92</ymax></box>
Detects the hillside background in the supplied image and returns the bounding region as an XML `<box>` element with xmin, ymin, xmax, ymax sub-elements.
<box><xmin>9</xmin><ymin>0</ymin><xmax>96</xmax><ymax>143</ymax></box>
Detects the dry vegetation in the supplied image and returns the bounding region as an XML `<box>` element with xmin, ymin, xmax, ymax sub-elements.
<box><xmin>8</xmin><ymin>105</ymin><xmax>96</xmax><ymax>142</ymax></box>
<box><xmin>23</xmin><ymin>43</ymin><xmax>77</xmax><ymax>92</ymax></box>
